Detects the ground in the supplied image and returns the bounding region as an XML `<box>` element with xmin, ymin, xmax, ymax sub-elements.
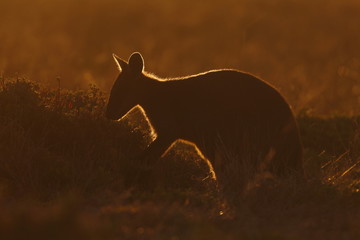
<box><xmin>0</xmin><ymin>79</ymin><xmax>359</xmax><ymax>239</ymax></box>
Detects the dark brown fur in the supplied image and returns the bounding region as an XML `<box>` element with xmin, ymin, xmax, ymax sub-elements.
<box><xmin>106</xmin><ymin>52</ymin><xmax>304</xmax><ymax>181</ymax></box>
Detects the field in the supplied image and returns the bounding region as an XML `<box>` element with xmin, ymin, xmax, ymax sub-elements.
<box><xmin>0</xmin><ymin>0</ymin><xmax>360</xmax><ymax>239</ymax></box>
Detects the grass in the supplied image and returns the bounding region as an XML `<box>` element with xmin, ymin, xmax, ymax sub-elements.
<box><xmin>0</xmin><ymin>78</ymin><xmax>359</xmax><ymax>239</ymax></box>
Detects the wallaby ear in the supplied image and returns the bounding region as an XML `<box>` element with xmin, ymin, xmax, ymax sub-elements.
<box><xmin>113</xmin><ymin>54</ymin><xmax>128</xmax><ymax>72</ymax></box>
<box><xmin>128</xmin><ymin>52</ymin><xmax>144</xmax><ymax>73</ymax></box>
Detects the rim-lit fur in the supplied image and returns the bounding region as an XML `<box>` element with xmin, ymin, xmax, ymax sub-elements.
<box><xmin>106</xmin><ymin>52</ymin><xmax>304</xmax><ymax>183</ymax></box>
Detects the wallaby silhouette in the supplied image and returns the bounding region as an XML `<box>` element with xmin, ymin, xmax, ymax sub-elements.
<box><xmin>106</xmin><ymin>52</ymin><xmax>304</xmax><ymax>182</ymax></box>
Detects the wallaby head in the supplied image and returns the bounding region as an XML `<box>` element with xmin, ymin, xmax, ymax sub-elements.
<box><xmin>106</xmin><ymin>52</ymin><xmax>145</xmax><ymax>120</ymax></box>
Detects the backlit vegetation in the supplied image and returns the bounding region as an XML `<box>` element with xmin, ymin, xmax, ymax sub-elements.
<box><xmin>0</xmin><ymin>78</ymin><xmax>359</xmax><ymax>239</ymax></box>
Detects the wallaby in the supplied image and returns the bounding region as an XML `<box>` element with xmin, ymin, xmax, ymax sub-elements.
<box><xmin>106</xmin><ymin>52</ymin><xmax>304</xmax><ymax>183</ymax></box>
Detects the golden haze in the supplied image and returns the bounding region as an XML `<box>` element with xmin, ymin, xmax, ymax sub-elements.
<box><xmin>0</xmin><ymin>0</ymin><xmax>359</xmax><ymax>114</ymax></box>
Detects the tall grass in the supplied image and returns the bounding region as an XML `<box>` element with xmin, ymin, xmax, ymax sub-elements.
<box><xmin>0</xmin><ymin>78</ymin><xmax>359</xmax><ymax>239</ymax></box>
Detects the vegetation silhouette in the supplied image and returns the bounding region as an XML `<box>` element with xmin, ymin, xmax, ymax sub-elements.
<box><xmin>0</xmin><ymin>77</ymin><xmax>359</xmax><ymax>239</ymax></box>
<box><xmin>106</xmin><ymin>52</ymin><xmax>304</xmax><ymax>187</ymax></box>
